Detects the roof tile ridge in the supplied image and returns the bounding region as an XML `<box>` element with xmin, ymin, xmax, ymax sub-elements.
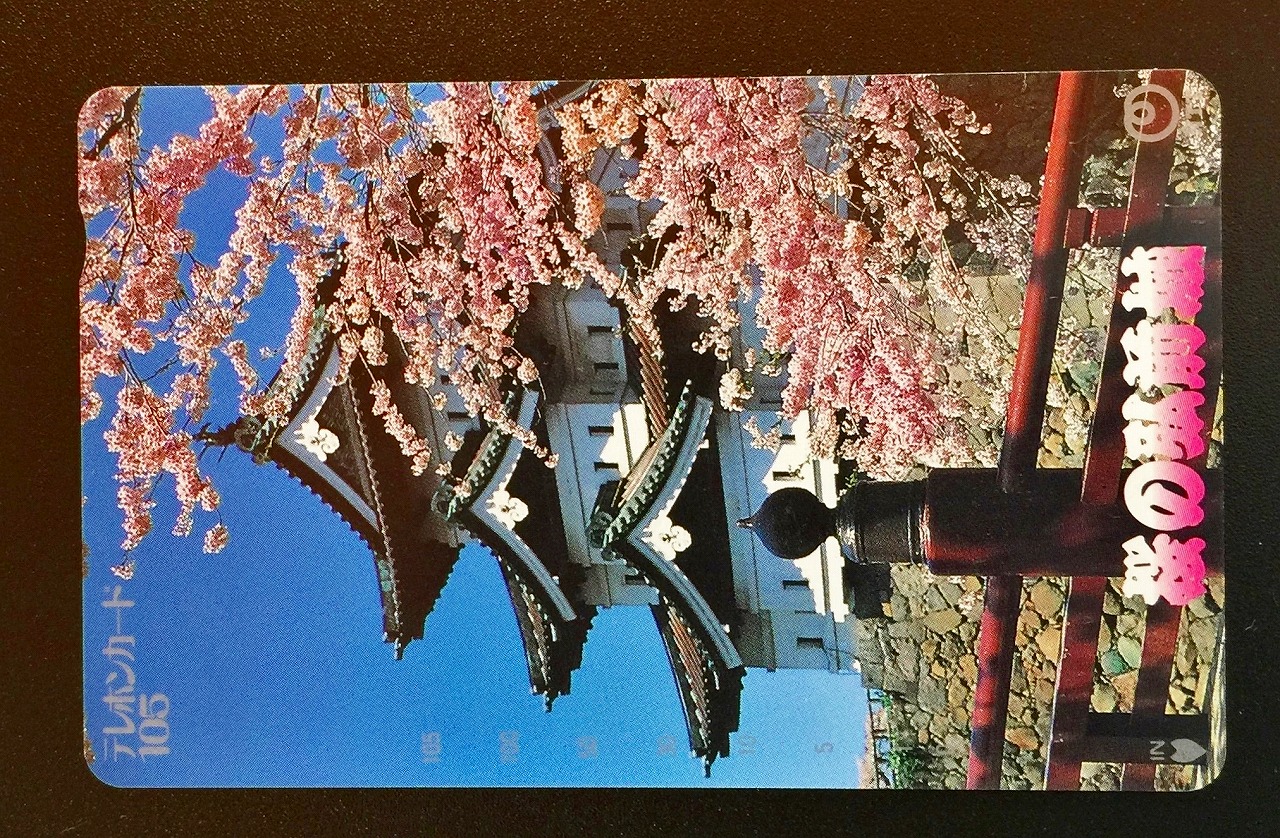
<box><xmin>265</xmin><ymin>456</ymin><xmax>377</xmax><ymax>552</ymax></box>
<box><xmin>346</xmin><ymin>378</ymin><xmax>400</xmax><ymax>621</ymax></box>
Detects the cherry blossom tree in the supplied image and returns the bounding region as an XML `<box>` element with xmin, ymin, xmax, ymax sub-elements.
<box><xmin>80</xmin><ymin>79</ymin><xmax>1035</xmax><ymax>556</ymax></box>
<box><xmin>559</xmin><ymin>76</ymin><xmax>1036</xmax><ymax>474</ymax></box>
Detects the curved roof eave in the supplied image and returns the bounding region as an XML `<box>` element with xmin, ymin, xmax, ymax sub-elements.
<box><xmin>438</xmin><ymin>385</ymin><xmax>576</xmax><ymax>625</ymax></box>
<box><xmin>598</xmin><ymin>386</ymin><xmax>712</xmax><ymax>547</ymax></box>
<box><xmin>615</xmin><ymin>538</ymin><xmax>744</xmax><ymax>675</ymax></box>
<box><xmin>470</xmin><ymin>386</ymin><xmax>541</xmax><ymax>505</ymax></box>
<box><xmin>586</xmin><ymin>383</ymin><xmax>739</xmax><ymax>673</ymax></box>
<box><xmin>439</xmin><ymin>385</ymin><xmax>538</xmax><ymax>518</ymax></box>
<box><xmin>457</xmin><ymin>504</ymin><xmax>579</xmax><ymax>627</ymax></box>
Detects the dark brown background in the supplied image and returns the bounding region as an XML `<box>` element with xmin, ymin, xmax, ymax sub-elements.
<box><xmin>1</xmin><ymin>1</ymin><xmax>1276</xmax><ymax>834</ymax></box>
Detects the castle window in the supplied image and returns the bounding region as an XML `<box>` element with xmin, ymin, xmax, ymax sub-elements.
<box><xmin>782</xmin><ymin>579</ymin><xmax>809</xmax><ymax>590</ymax></box>
<box><xmin>588</xmin><ymin>425</ymin><xmax>613</xmax><ymax>437</ymax></box>
<box><xmin>797</xmin><ymin>637</ymin><xmax>825</xmax><ymax>650</ymax></box>
<box><xmin>593</xmin><ymin>361</ymin><xmax>620</xmax><ymax>372</ymax></box>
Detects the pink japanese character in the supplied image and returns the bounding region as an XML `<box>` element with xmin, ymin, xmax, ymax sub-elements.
<box><xmin>1120</xmin><ymin>245</ymin><xmax>1206</xmax><ymax>320</ymax></box>
<box><xmin>1122</xmin><ymin>389</ymin><xmax>1207</xmax><ymax>461</ymax></box>
<box><xmin>1121</xmin><ymin>533</ymin><xmax>1208</xmax><ymax>606</ymax></box>
<box><xmin>1121</xmin><ymin>319</ymin><xmax>1206</xmax><ymax>391</ymax></box>
<box><xmin>1123</xmin><ymin>460</ymin><xmax>1206</xmax><ymax>531</ymax></box>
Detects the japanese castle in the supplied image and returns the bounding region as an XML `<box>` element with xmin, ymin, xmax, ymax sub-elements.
<box><xmin>222</xmin><ymin>82</ymin><xmax>880</xmax><ymax>775</ymax></box>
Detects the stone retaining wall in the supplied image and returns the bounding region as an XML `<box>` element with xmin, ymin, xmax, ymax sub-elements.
<box><xmin>855</xmin><ymin>564</ymin><xmax>1224</xmax><ymax>790</ymax></box>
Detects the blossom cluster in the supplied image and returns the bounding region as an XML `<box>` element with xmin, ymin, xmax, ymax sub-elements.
<box><xmin>80</xmin><ymin>86</ymin><xmax>291</xmax><ymax>553</ymax></box>
<box><xmin>81</xmin><ymin>77</ymin><xmax>1042</xmax><ymax>553</ymax></box>
<box><xmin>81</xmin><ymin>83</ymin><xmax>604</xmax><ymax>551</ymax></box>
<box><xmin>559</xmin><ymin>76</ymin><xmax>1028</xmax><ymax>476</ymax></box>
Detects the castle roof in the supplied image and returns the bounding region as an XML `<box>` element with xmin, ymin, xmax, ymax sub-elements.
<box><xmin>233</xmin><ymin>262</ymin><xmax>463</xmax><ymax>659</ymax></box>
<box><xmin>435</xmin><ymin>386</ymin><xmax>593</xmax><ymax>707</ymax></box>
<box><xmin>587</xmin><ymin>383</ymin><xmax>745</xmax><ymax>773</ymax></box>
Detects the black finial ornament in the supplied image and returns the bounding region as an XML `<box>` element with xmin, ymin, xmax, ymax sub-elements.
<box><xmin>739</xmin><ymin>487</ymin><xmax>835</xmax><ymax>560</ymax></box>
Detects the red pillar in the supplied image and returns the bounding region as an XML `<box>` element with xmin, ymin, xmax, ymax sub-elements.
<box><xmin>969</xmin><ymin>70</ymin><xmax>1093</xmax><ymax>789</ymax></box>
<box><xmin>998</xmin><ymin>71</ymin><xmax>1096</xmax><ymax>494</ymax></box>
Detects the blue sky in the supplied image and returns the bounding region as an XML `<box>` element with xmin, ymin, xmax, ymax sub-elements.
<box><xmin>81</xmin><ymin>85</ymin><xmax>868</xmax><ymax>788</ymax></box>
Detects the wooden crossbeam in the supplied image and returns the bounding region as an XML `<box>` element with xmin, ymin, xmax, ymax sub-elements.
<box><xmin>1044</xmin><ymin>575</ymin><xmax>1107</xmax><ymax>789</ymax></box>
<box><xmin>1063</xmin><ymin>205</ymin><xmax>1220</xmax><ymax>249</ymax></box>
<box><xmin>966</xmin><ymin>70</ymin><xmax>1095</xmax><ymax>790</ymax></box>
<box><xmin>965</xmin><ymin>575</ymin><xmax>1024</xmax><ymax>789</ymax></box>
<box><xmin>997</xmin><ymin>70</ymin><xmax>1096</xmax><ymax>493</ymax></box>
<box><xmin>1119</xmin><ymin>602</ymin><xmax>1189</xmax><ymax>788</ymax></box>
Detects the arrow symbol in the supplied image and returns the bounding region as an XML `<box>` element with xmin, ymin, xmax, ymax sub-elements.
<box><xmin>1170</xmin><ymin>738</ymin><xmax>1208</xmax><ymax>764</ymax></box>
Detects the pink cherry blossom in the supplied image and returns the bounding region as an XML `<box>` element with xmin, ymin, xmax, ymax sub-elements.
<box><xmin>559</xmin><ymin>76</ymin><xmax>1031</xmax><ymax>476</ymax></box>
<box><xmin>82</xmin><ymin>78</ymin><xmax>1036</xmax><ymax>552</ymax></box>
<box><xmin>203</xmin><ymin>523</ymin><xmax>230</xmax><ymax>554</ymax></box>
